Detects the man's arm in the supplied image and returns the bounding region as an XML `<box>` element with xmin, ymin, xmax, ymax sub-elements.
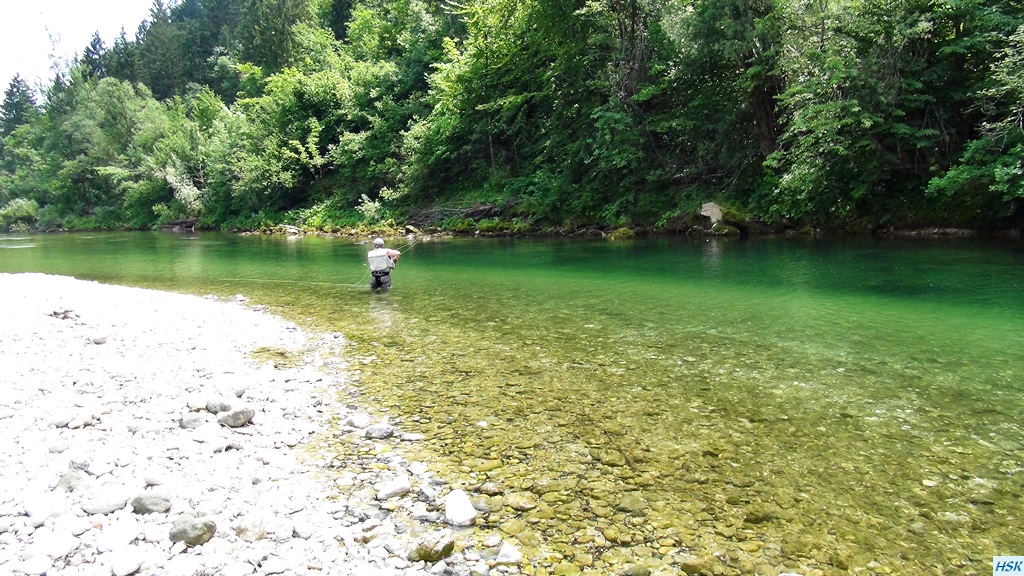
<box><xmin>388</xmin><ymin>249</ymin><xmax>401</xmax><ymax>264</ymax></box>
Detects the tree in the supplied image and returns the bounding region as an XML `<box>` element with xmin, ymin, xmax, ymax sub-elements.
<box><xmin>0</xmin><ymin>75</ymin><xmax>42</xmax><ymax>205</ymax></box>
<box><xmin>81</xmin><ymin>32</ymin><xmax>108</xmax><ymax>80</ymax></box>
<box><xmin>928</xmin><ymin>22</ymin><xmax>1024</xmax><ymax>226</ymax></box>
<box><xmin>328</xmin><ymin>0</ymin><xmax>354</xmax><ymax>40</ymax></box>
<box><xmin>106</xmin><ymin>29</ymin><xmax>141</xmax><ymax>84</ymax></box>
<box><xmin>1</xmin><ymin>75</ymin><xmax>39</xmax><ymax>137</ymax></box>
<box><xmin>236</xmin><ymin>0</ymin><xmax>312</xmax><ymax>73</ymax></box>
<box><xmin>138</xmin><ymin>0</ymin><xmax>187</xmax><ymax>99</ymax></box>
<box><xmin>761</xmin><ymin>0</ymin><xmax>1023</xmax><ymax>228</ymax></box>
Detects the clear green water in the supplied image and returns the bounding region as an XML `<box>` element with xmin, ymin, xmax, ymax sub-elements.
<box><xmin>3</xmin><ymin>232</ymin><xmax>1023</xmax><ymax>574</ymax></box>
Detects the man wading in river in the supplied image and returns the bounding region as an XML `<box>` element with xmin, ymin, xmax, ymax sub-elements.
<box><xmin>367</xmin><ymin>237</ymin><xmax>401</xmax><ymax>292</ymax></box>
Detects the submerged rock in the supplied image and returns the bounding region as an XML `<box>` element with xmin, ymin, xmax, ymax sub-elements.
<box><xmin>364</xmin><ymin>423</ymin><xmax>396</xmax><ymax>439</ymax></box>
<box><xmin>503</xmin><ymin>492</ymin><xmax>537</xmax><ymax>511</ymax></box>
<box><xmin>590</xmin><ymin>447</ymin><xmax>626</xmax><ymax>467</ymax></box>
<box><xmin>615</xmin><ymin>492</ymin><xmax>648</xmax><ymax>516</ymax></box>
<box><xmin>495</xmin><ymin>541</ymin><xmax>523</xmax><ymax>565</ymax></box>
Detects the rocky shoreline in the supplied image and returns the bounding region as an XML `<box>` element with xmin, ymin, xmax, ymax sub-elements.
<box><xmin>0</xmin><ymin>274</ymin><xmax>524</xmax><ymax>576</ymax></box>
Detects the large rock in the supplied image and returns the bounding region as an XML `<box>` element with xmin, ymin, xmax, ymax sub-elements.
<box><xmin>376</xmin><ymin>476</ymin><xmax>412</xmax><ymax>500</ymax></box>
<box><xmin>495</xmin><ymin>542</ymin><xmax>523</xmax><ymax>566</ymax></box>
<box><xmin>54</xmin><ymin>470</ymin><xmax>87</xmax><ymax>492</ymax></box>
<box><xmin>407</xmin><ymin>529</ymin><xmax>455</xmax><ymax>562</ymax></box>
<box><xmin>131</xmin><ymin>492</ymin><xmax>172</xmax><ymax>514</ymax></box>
<box><xmin>364</xmin><ymin>423</ymin><xmax>395</xmax><ymax>439</ymax></box>
<box><xmin>169</xmin><ymin>514</ymin><xmax>216</xmax><ymax>547</ymax></box>
<box><xmin>206</xmin><ymin>398</ymin><xmax>233</xmax><ymax>414</ymax></box>
<box><xmin>218</xmin><ymin>407</ymin><xmax>255</xmax><ymax>427</ymax></box>
<box><xmin>700</xmin><ymin>201</ymin><xmax>723</xmax><ymax>223</ymax></box>
<box><xmin>107</xmin><ymin>546</ymin><xmax>147</xmax><ymax>576</ymax></box>
<box><xmin>344</xmin><ymin>412</ymin><xmax>371</xmax><ymax>429</ymax></box>
<box><xmin>82</xmin><ymin>488</ymin><xmax>130</xmax><ymax>515</ymax></box>
<box><xmin>444</xmin><ymin>489</ymin><xmax>478</xmax><ymax>527</ymax></box>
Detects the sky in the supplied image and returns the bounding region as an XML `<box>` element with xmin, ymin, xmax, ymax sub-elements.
<box><xmin>1</xmin><ymin>0</ymin><xmax>154</xmax><ymax>96</ymax></box>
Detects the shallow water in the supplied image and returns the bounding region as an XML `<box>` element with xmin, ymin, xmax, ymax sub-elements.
<box><xmin>3</xmin><ymin>232</ymin><xmax>1023</xmax><ymax>574</ymax></box>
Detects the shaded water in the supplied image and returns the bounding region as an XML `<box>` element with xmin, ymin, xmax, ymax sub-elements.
<box><xmin>3</xmin><ymin>232</ymin><xmax>1023</xmax><ymax>574</ymax></box>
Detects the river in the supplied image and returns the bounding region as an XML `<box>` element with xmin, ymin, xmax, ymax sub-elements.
<box><xmin>2</xmin><ymin>231</ymin><xmax>1022</xmax><ymax>575</ymax></box>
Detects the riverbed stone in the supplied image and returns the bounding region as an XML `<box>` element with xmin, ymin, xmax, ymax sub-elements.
<box><xmin>479</xmin><ymin>482</ymin><xmax>505</xmax><ymax>496</ymax></box>
<box><xmin>677</xmin><ymin>553</ymin><xmax>715</xmax><ymax>575</ymax></box>
<box><xmin>0</xmin><ymin>273</ymin><xmax>562</xmax><ymax>576</ymax></box>
<box><xmin>377</xmin><ymin>476</ymin><xmax>413</xmax><ymax>500</ymax></box>
<box><xmin>206</xmin><ymin>398</ymin><xmax>233</xmax><ymax>414</ymax></box>
<box><xmin>29</xmin><ymin>528</ymin><xmax>79</xmax><ymax>559</ymax></box>
<box><xmin>444</xmin><ymin>489</ymin><xmax>478</xmax><ymax>526</ymax></box>
<box><xmin>365</xmin><ymin>423</ymin><xmax>396</xmax><ymax>439</ymax></box>
<box><xmin>616</xmin><ymin>493</ymin><xmax>648</xmax><ymax>515</ymax></box>
<box><xmin>19</xmin><ymin>555</ymin><xmax>52</xmax><ymax>575</ymax></box>
<box><xmin>180</xmin><ymin>413</ymin><xmax>208</xmax><ymax>429</ymax></box>
<box><xmin>55</xmin><ymin>470</ymin><xmax>87</xmax><ymax>492</ymax></box>
<box><xmin>590</xmin><ymin>447</ymin><xmax>626</xmax><ymax>467</ymax></box>
<box><xmin>131</xmin><ymin>492</ymin><xmax>171</xmax><ymax>514</ymax></box>
<box><xmin>495</xmin><ymin>542</ymin><xmax>523</xmax><ymax>566</ymax></box>
<box><xmin>169</xmin><ymin>514</ymin><xmax>217</xmax><ymax>547</ymax></box>
<box><xmin>504</xmin><ymin>492</ymin><xmax>538</xmax><ymax>511</ymax></box>
<box><xmin>218</xmin><ymin>407</ymin><xmax>255</xmax><ymax>427</ymax></box>
<box><xmin>82</xmin><ymin>489</ymin><xmax>130</xmax><ymax>515</ymax></box>
<box><xmin>407</xmin><ymin>529</ymin><xmax>455</xmax><ymax>562</ymax></box>
<box><xmin>106</xmin><ymin>546</ymin><xmax>147</xmax><ymax>576</ymax></box>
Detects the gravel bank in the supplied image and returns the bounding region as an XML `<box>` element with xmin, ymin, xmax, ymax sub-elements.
<box><xmin>0</xmin><ymin>274</ymin><xmax>514</xmax><ymax>576</ymax></box>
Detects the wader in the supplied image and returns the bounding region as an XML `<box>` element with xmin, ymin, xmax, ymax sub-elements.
<box><xmin>370</xmin><ymin>270</ymin><xmax>392</xmax><ymax>292</ymax></box>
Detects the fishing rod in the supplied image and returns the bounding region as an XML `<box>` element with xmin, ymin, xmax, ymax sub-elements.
<box><xmin>217</xmin><ymin>277</ymin><xmax>338</xmax><ymax>287</ymax></box>
<box><xmin>395</xmin><ymin>233</ymin><xmax>428</xmax><ymax>253</ymax></box>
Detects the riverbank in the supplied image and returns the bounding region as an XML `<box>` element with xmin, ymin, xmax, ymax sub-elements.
<box><xmin>0</xmin><ymin>274</ymin><xmax>523</xmax><ymax>576</ymax></box>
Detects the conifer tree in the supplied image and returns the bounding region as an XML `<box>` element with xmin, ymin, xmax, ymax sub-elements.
<box><xmin>0</xmin><ymin>75</ymin><xmax>38</xmax><ymax>137</ymax></box>
<box><xmin>81</xmin><ymin>32</ymin><xmax>108</xmax><ymax>80</ymax></box>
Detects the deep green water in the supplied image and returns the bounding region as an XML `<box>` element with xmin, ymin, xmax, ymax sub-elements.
<box><xmin>3</xmin><ymin>232</ymin><xmax>1023</xmax><ymax>575</ymax></box>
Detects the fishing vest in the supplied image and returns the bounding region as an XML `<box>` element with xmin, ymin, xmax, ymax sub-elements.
<box><xmin>367</xmin><ymin>248</ymin><xmax>394</xmax><ymax>272</ymax></box>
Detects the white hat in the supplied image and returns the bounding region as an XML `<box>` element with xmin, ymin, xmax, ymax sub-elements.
<box><xmin>373</xmin><ymin>238</ymin><xmax>384</xmax><ymax>246</ymax></box>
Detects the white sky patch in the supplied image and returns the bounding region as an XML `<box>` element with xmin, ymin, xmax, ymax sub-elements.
<box><xmin>1</xmin><ymin>0</ymin><xmax>153</xmax><ymax>95</ymax></box>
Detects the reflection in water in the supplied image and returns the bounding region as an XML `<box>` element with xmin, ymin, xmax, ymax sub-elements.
<box><xmin>2</xmin><ymin>232</ymin><xmax>1022</xmax><ymax>575</ymax></box>
<box><xmin>700</xmin><ymin>237</ymin><xmax>723</xmax><ymax>271</ymax></box>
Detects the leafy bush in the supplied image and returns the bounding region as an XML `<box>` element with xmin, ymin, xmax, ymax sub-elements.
<box><xmin>35</xmin><ymin>205</ymin><xmax>64</xmax><ymax>231</ymax></box>
<box><xmin>0</xmin><ymin>197</ymin><xmax>38</xmax><ymax>231</ymax></box>
<box><xmin>224</xmin><ymin>210</ymin><xmax>280</xmax><ymax>231</ymax></box>
<box><xmin>356</xmin><ymin>194</ymin><xmax>384</xmax><ymax>222</ymax></box>
<box><xmin>607</xmin><ymin>227</ymin><xmax>635</xmax><ymax>241</ymax></box>
<box><xmin>286</xmin><ymin>198</ymin><xmax>364</xmax><ymax>230</ymax></box>
<box><xmin>476</xmin><ymin>218</ymin><xmax>503</xmax><ymax>233</ymax></box>
<box><xmin>440</xmin><ymin>217</ymin><xmax>476</xmax><ymax>233</ymax></box>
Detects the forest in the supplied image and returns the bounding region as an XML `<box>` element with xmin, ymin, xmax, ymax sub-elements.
<box><xmin>1</xmin><ymin>0</ymin><xmax>1022</xmax><ymax>234</ymax></box>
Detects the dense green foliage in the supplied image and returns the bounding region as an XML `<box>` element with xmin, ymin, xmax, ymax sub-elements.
<box><xmin>1</xmin><ymin>0</ymin><xmax>1022</xmax><ymax>233</ymax></box>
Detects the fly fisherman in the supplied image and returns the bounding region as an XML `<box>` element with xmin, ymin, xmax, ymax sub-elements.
<box><xmin>367</xmin><ymin>237</ymin><xmax>401</xmax><ymax>292</ymax></box>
